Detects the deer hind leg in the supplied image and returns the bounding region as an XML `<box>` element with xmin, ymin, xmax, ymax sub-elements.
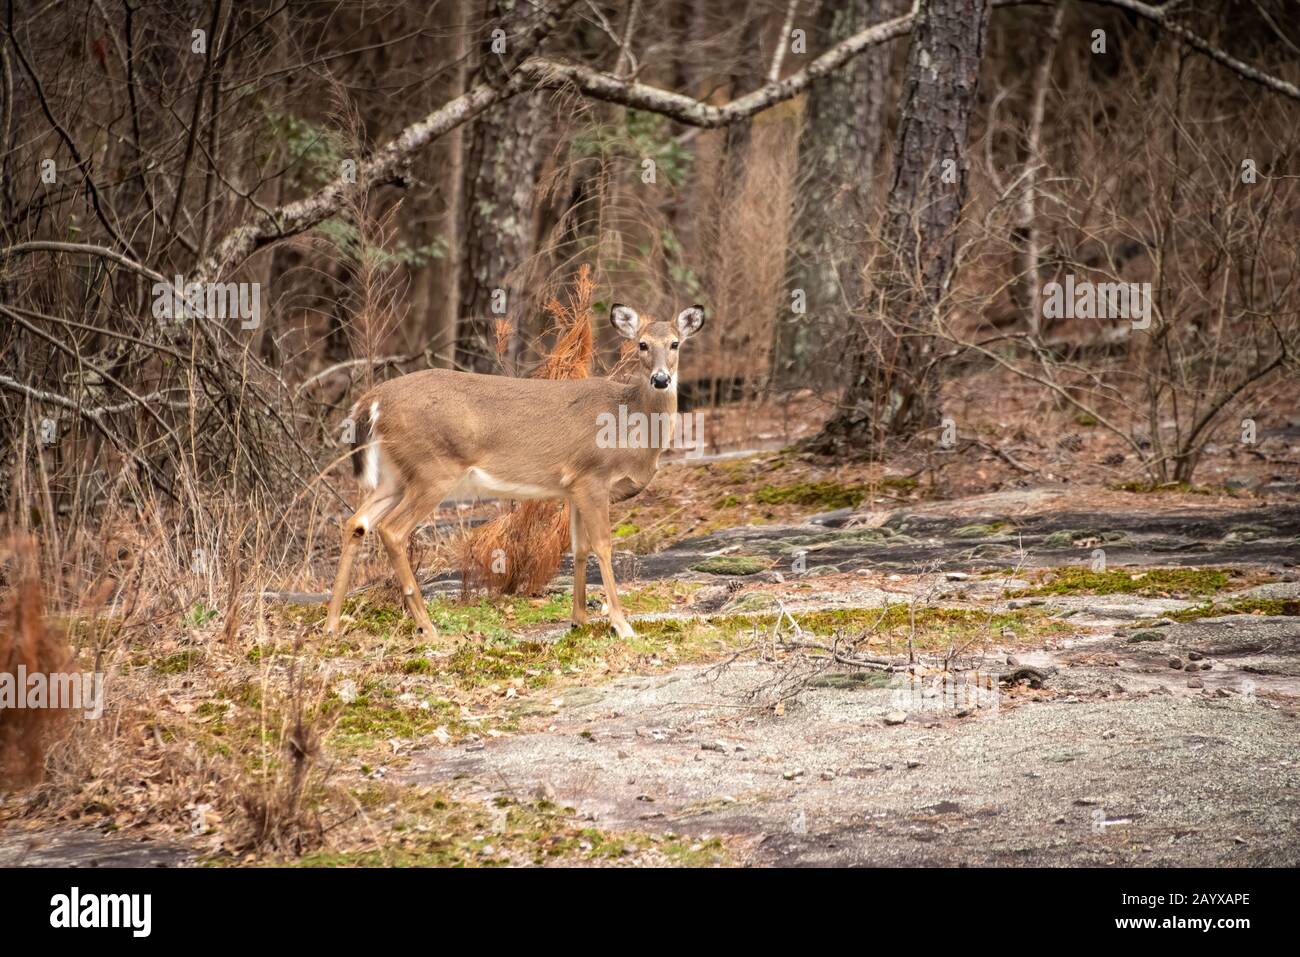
<box><xmin>572</xmin><ymin>488</ymin><xmax>635</xmax><ymax>639</ymax></box>
<box><xmin>327</xmin><ymin>487</ymin><xmax>402</xmax><ymax>636</ymax></box>
<box><xmin>569</xmin><ymin>503</ymin><xmax>590</xmax><ymax>627</ymax></box>
<box><xmin>375</xmin><ymin>481</ymin><xmax>454</xmax><ymax>639</ymax></box>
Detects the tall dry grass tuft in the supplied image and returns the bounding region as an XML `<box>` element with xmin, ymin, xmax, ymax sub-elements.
<box><xmin>459</xmin><ymin>265</ymin><xmax>598</xmax><ymax>597</ymax></box>
<box><xmin>234</xmin><ymin>660</ymin><xmax>328</xmax><ymax>856</ymax></box>
<box><xmin>0</xmin><ymin>535</ymin><xmax>74</xmax><ymax>790</ymax></box>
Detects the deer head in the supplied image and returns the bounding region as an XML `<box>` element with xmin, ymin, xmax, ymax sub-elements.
<box><xmin>610</xmin><ymin>303</ymin><xmax>706</xmax><ymax>391</ymax></box>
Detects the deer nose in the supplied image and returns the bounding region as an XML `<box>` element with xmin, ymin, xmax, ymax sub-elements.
<box><xmin>650</xmin><ymin>372</ymin><xmax>671</xmax><ymax>390</ymax></box>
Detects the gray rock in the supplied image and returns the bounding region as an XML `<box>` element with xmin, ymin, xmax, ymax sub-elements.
<box><xmin>804</xmin><ymin>508</ymin><xmax>854</xmax><ymax>528</ymax></box>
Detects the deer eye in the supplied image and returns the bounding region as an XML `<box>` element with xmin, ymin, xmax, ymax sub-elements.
<box><xmin>670</xmin><ymin>341</ymin><xmax>680</xmax><ymax>350</ymax></box>
<box><xmin>638</xmin><ymin>342</ymin><xmax>648</xmax><ymax>351</ymax></box>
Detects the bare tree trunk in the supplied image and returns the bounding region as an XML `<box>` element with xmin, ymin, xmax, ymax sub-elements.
<box><xmin>813</xmin><ymin>0</ymin><xmax>991</xmax><ymax>452</ymax></box>
<box><xmin>455</xmin><ymin>0</ymin><xmax>543</xmax><ymax>373</ymax></box>
<box><xmin>414</xmin><ymin>0</ymin><xmax>466</xmax><ymax>369</ymax></box>
<box><xmin>1013</xmin><ymin>0</ymin><xmax>1066</xmax><ymax>334</ymax></box>
<box><xmin>779</xmin><ymin>0</ymin><xmax>902</xmax><ymax>385</ymax></box>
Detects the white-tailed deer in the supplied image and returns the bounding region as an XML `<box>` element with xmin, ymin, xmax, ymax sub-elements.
<box><xmin>326</xmin><ymin>302</ymin><xmax>706</xmax><ymax>640</ymax></box>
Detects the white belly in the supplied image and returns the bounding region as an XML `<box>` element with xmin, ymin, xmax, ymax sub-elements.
<box><xmin>452</xmin><ymin>466</ymin><xmax>555</xmax><ymax>501</ymax></box>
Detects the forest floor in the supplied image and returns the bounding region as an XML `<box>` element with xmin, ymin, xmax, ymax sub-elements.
<box><xmin>3</xmin><ymin>478</ymin><xmax>1298</xmax><ymax>867</ymax></box>
<box><xmin>3</xmin><ymin>371</ymin><xmax>1299</xmax><ymax>866</ymax></box>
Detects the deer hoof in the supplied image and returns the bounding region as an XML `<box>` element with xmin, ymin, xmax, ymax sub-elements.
<box><xmin>612</xmin><ymin>620</ymin><xmax>637</xmax><ymax>640</ymax></box>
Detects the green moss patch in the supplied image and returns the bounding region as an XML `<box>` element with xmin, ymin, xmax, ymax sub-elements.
<box><xmin>753</xmin><ymin>481</ymin><xmax>865</xmax><ymax>510</ymax></box>
<box><xmin>326</xmin><ymin>685</ymin><xmax>474</xmax><ymax>750</ymax></box>
<box><xmin>151</xmin><ymin>649</ymin><xmax>205</xmax><ymax>674</ymax></box>
<box><xmin>1163</xmin><ymin>597</ymin><xmax>1300</xmax><ymax>622</ymax></box>
<box><xmin>567</xmin><ymin>605</ymin><xmax>1067</xmax><ymax>655</ymax></box>
<box><xmin>691</xmin><ymin>555</ymin><xmax>773</xmax><ymax>576</ymax></box>
<box><xmin>288</xmin><ymin>790</ymin><xmax>728</xmax><ymax>868</ymax></box>
<box><xmin>1112</xmin><ymin>481</ymin><xmax>1215</xmax><ymax>495</ymax></box>
<box><xmin>1011</xmin><ymin>566</ymin><xmax>1235</xmax><ymax>598</ymax></box>
<box><xmin>953</xmin><ymin>522</ymin><xmax>1009</xmax><ymax>539</ymax></box>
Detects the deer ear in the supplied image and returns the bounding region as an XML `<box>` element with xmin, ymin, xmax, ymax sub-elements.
<box><xmin>610</xmin><ymin>303</ymin><xmax>640</xmax><ymax>338</ymax></box>
<box><xmin>675</xmin><ymin>304</ymin><xmax>705</xmax><ymax>338</ymax></box>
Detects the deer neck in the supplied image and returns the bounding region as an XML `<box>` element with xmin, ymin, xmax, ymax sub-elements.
<box><xmin>621</xmin><ymin>377</ymin><xmax>677</xmax><ymax>420</ymax></box>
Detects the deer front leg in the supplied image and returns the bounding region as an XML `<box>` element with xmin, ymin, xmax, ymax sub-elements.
<box><xmin>573</xmin><ymin>487</ymin><xmax>635</xmax><ymax>640</ymax></box>
<box><xmin>568</xmin><ymin>504</ymin><xmax>589</xmax><ymax>626</ymax></box>
<box><xmin>375</xmin><ymin>486</ymin><xmax>450</xmax><ymax>639</ymax></box>
<box><xmin>327</xmin><ymin>490</ymin><xmax>401</xmax><ymax>636</ymax></box>
<box><xmin>378</xmin><ymin>525</ymin><xmax>437</xmax><ymax>639</ymax></box>
<box><xmin>327</xmin><ymin>520</ymin><xmax>366</xmax><ymax>637</ymax></box>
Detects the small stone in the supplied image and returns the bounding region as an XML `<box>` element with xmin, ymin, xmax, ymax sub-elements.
<box><xmin>1187</xmin><ymin>650</ymin><xmax>1204</xmax><ymax>661</ymax></box>
<box><xmin>1006</xmin><ymin>655</ymin><xmax>1020</xmax><ymax>667</ymax></box>
<box><xmin>820</xmin><ymin>771</ymin><xmax>836</xmax><ymax>781</ymax></box>
<box><xmin>1187</xmin><ymin>677</ymin><xmax>1204</xmax><ymax>689</ymax></box>
<box><xmin>1053</xmin><ymin>816</ymin><xmax>1067</xmax><ymax>825</ymax></box>
<box><xmin>1075</xmin><ymin>797</ymin><xmax>1100</xmax><ymax>806</ymax></box>
<box><xmin>782</xmin><ymin>768</ymin><xmax>804</xmax><ymax>781</ymax></box>
<box><xmin>1101</xmin><ymin>729</ymin><xmax>1116</xmax><ymax>740</ymax></box>
<box><xmin>905</xmin><ymin>760</ymin><xmax>922</xmax><ymax>769</ymax></box>
<box><xmin>944</xmin><ymin>572</ymin><xmax>970</xmax><ymax>582</ymax></box>
<box><xmin>883</xmin><ymin>711</ymin><xmax>908</xmax><ymax>726</ymax></box>
<box><xmin>1201</xmin><ymin>662</ymin><xmax>1212</xmax><ymax>670</ymax></box>
<box><xmin>1168</xmin><ymin>657</ymin><xmax>1183</xmax><ymax>669</ymax></box>
<box><xmin>1185</xmin><ymin>662</ymin><xmax>1199</xmax><ymax>672</ymax></box>
<box><xmin>700</xmin><ymin>741</ymin><xmax>727</xmax><ymax>752</ymax></box>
